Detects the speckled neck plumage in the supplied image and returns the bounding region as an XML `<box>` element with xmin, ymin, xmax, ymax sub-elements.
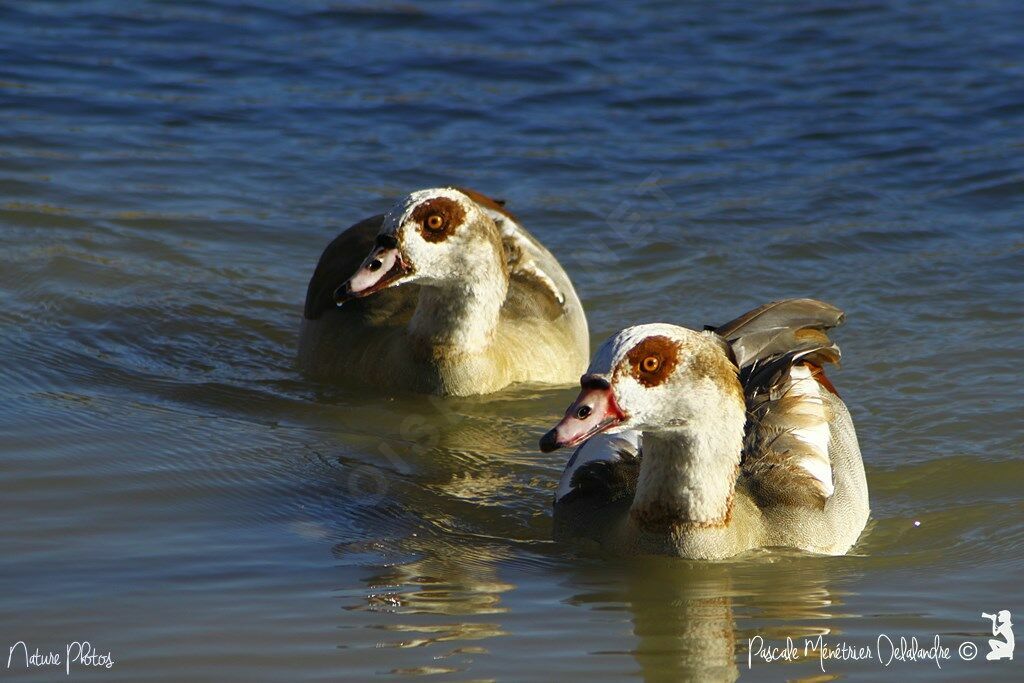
<box><xmin>407</xmin><ymin>236</ymin><xmax>508</xmax><ymax>356</ymax></box>
<box><xmin>630</xmin><ymin>416</ymin><xmax>745</xmax><ymax>532</ymax></box>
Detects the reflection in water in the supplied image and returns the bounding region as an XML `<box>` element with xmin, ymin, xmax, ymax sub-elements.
<box><xmin>339</xmin><ymin>537</ymin><xmax>514</xmax><ymax>677</ymax></box>
<box><xmin>565</xmin><ymin>559</ymin><xmax>740</xmax><ymax>682</ymax></box>
<box><xmin>341</xmin><ymin>556</ymin><xmax>850</xmax><ymax>680</ymax></box>
<box><xmin>565</xmin><ymin>554</ymin><xmax>861</xmax><ymax>682</ymax></box>
<box><xmin>356</xmin><ymin>545</ymin><xmax>515</xmax><ymax>617</ymax></box>
<box><xmin>316</xmin><ymin>386</ymin><xmax>875</xmax><ymax>680</ymax></box>
<box><xmin>629</xmin><ymin>568</ymin><xmax>739</xmax><ymax>682</ymax></box>
<box><xmin>295</xmin><ymin>389</ymin><xmax>554</xmax><ymax>674</ymax></box>
<box><xmin>308</xmin><ymin>384</ymin><xmax>567</xmax><ymax>547</ymax></box>
<box><xmin>324</xmin><ymin>395</ymin><xmax>528</xmax><ymax>666</ymax></box>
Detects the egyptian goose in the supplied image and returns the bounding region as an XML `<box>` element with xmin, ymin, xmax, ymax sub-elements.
<box><xmin>298</xmin><ymin>187</ymin><xmax>589</xmax><ymax>396</ymax></box>
<box><xmin>540</xmin><ymin>299</ymin><xmax>869</xmax><ymax>559</ymax></box>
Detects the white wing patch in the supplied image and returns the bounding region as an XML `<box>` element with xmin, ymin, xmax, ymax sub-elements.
<box><xmin>784</xmin><ymin>365</ymin><xmax>834</xmax><ymax>497</ymax></box>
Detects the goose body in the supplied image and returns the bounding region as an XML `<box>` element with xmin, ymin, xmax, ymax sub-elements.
<box><xmin>543</xmin><ymin>299</ymin><xmax>869</xmax><ymax>559</ymax></box>
<box><xmin>298</xmin><ymin>187</ymin><xmax>589</xmax><ymax>396</ymax></box>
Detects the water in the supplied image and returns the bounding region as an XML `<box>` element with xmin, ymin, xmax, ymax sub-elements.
<box><xmin>2</xmin><ymin>1</ymin><xmax>1022</xmax><ymax>680</ymax></box>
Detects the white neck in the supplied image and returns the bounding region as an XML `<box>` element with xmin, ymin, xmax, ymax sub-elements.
<box><xmin>630</xmin><ymin>410</ymin><xmax>745</xmax><ymax>530</ymax></box>
<box><xmin>408</xmin><ymin>247</ymin><xmax>508</xmax><ymax>355</ymax></box>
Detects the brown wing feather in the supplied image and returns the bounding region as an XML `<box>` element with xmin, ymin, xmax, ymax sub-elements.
<box><xmin>452</xmin><ymin>186</ymin><xmax>518</xmax><ymax>222</ymax></box>
<box><xmin>714</xmin><ymin>299</ymin><xmax>846</xmax><ymax>509</ymax></box>
<box><xmin>741</xmin><ymin>360</ymin><xmax>837</xmax><ymax>510</ymax></box>
<box><xmin>714</xmin><ymin>299</ymin><xmax>844</xmax><ymax>368</ymax></box>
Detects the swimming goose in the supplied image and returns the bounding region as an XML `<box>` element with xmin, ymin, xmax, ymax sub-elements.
<box><xmin>540</xmin><ymin>299</ymin><xmax>869</xmax><ymax>559</ymax></box>
<box><xmin>298</xmin><ymin>187</ymin><xmax>589</xmax><ymax>396</ymax></box>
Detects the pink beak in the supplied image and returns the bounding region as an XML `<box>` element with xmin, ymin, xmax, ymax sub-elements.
<box><xmin>335</xmin><ymin>244</ymin><xmax>411</xmax><ymax>304</ymax></box>
<box><xmin>539</xmin><ymin>375</ymin><xmax>626</xmax><ymax>453</ymax></box>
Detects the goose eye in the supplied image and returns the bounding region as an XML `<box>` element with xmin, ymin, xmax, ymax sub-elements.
<box><xmin>425</xmin><ymin>213</ymin><xmax>445</xmax><ymax>232</ymax></box>
<box><xmin>627</xmin><ymin>335</ymin><xmax>679</xmax><ymax>387</ymax></box>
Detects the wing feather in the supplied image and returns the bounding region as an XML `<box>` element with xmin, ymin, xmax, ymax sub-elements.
<box><xmin>453</xmin><ymin>187</ymin><xmax>568</xmax><ymax>319</ymax></box>
<box><xmin>715</xmin><ymin>298</ymin><xmax>844</xmax><ymax>368</ymax></box>
<box><xmin>714</xmin><ymin>299</ymin><xmax>845</xmax><ymax>508</ymax></box>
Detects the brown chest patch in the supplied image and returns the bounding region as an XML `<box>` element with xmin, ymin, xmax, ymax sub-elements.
<box><xmin>630</xmin><ymin>490</ymin><xmax>735</xmax><ymax>533</ymax></box>
<box><xmin>630</xmin><ymin>500</ymin><xmax>689</xmax><ymax>534</ymax></box>
<box><xmin>412</xmin><ymin>196</ymin><xmax>466</xmax><ymax>243</ymax></box>
<box><xmin>625</xmin><ymin>335</ymin><xmax>680</xmax><ymax>387</ymax></box>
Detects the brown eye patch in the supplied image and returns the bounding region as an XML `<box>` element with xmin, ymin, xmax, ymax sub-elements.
<box><xmin>411</xmin><ymin>196</ymin><xmax>465</xmax><ymax>243</ymax></box>
<box><xmin>626</xmin><ymin>335</ymin><xmax>680</xmax><ymax>387</ymax></box>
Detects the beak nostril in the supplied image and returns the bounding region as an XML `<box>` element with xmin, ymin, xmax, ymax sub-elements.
<box><xmin>367</xmin><ymin>258</ymin><xmax>383</xmax><ymax>272</ymax></box>
<box><xmin>575</xmin><ymin>405</ymin><xmax>592</xmax><ymax>420</ymax></box>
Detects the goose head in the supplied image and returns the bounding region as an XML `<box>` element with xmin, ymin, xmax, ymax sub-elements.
<box><xmin>335</xmin><ymin>187</ymin><xmax>503</xmax><ymax>303</ymax></box>
<box><xmin>540</xmin><ymin>324</ymin><xmax>743</xmax><ymax>452</ymax></box>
